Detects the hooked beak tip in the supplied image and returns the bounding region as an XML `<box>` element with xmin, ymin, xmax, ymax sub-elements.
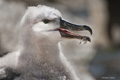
<box><xmin>82</xmin><ymin>36</ymin><xmax>91</xmax><ymax>42</ymax></box>
<box><xmin>83</xmin><ymin>25</ymin><xmax>92</xmax><ymax>35</ymax></box>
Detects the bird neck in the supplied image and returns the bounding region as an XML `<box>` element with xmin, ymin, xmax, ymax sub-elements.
<box><xmin>19</xmin><ymin>20</ymin><xmax>61</xmax><ymax>64</ymax></box>
<box><xmin>19</xmin><ymin>26</ymin><xmax>60</xmax><ymax>60</ymax></box>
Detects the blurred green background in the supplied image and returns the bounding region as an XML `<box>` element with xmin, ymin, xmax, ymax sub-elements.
<box><xmin>0</xmin><ymin>0</ymin><xmax>120</xmax><ymax>80</ymax></box>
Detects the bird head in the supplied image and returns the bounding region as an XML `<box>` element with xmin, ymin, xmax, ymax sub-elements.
<box><xmin>20</xmin><ymin>5</ymin><xmax>92</xmax><ymax>43</ymax></box>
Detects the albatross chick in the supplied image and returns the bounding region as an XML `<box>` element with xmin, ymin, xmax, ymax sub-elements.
<box><xmin>0</xmin><ymin>5</ymin><xmax>92</xmax><ymax>80</ymax></box>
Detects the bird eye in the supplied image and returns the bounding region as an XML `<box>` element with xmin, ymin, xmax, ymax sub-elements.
<box><xmin>42</xmin><ymin>19</ymin><xmax>51</xmax><ymax>24</ymax></box>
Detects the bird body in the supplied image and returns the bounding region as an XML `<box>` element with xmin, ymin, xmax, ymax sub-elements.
<box><xmin>0</xmin><ymin>5</ymin><xmax>92</xmax><ymax>80</ymax></box>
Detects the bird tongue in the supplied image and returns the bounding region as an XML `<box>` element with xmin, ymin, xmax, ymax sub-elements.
<box><xmin>56</xmin><ymin>28</ymin><xmax>91</xmax><ymax>42</ymax></box>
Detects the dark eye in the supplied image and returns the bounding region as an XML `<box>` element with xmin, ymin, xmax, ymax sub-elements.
<box><xmin>42</xmin><ymin>19</ymin><xmax>51</xmax><ymax>24</ymax></box>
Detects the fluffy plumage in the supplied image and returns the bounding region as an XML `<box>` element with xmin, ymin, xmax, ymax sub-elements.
<box><xmin>0</xmin><ymin>5</ymin><xmax>80</xmax><ymax>80</ymax></box>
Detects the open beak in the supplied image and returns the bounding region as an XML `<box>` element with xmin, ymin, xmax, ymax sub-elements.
<box><xmin>57</xmin><ymin>18</ymin><xmax>92</xmax><ymax>42</ymax></box>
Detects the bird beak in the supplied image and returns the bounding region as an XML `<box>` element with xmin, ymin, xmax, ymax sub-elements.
<box><xmin>57</xmin><ymin>18</ymin><xmax>92</xmax><ymax>42</ymax></box>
